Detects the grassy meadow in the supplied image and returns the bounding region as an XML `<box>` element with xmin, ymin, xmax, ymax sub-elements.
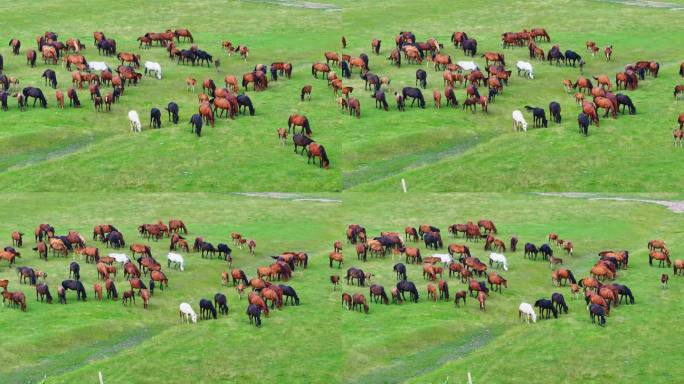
<box><xmin>1</xmin><ymin>193</ymin><xmax>684</xmax><ymax>383</ymax></box>
<box><xmin>0</xmin><ymin>0</ymin><xmax>682</xmax><ymax>191</ymax></box>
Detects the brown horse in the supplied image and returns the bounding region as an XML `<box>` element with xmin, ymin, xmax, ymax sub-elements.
<box><xmin>477</xmin><ymin>291</ymin><xmax>487</xmax><ymax>311</ymax></box>
<box><xmin>151</xmin><ymin>270</ymin><xmax>168</xmax><ymax>290</ymax></box>
<box><xmin>675</xmin><ymin>85</ymin><xmax>684</xmax><ymax>100</ymax></box>
<box><xmin>675</xmin><ymin>129</ymin><xmax>684</xmax><ymax>148</ymax></box>
<box><xmin>593</xmin><ymin>75</ymin><xmax>612</xmax><ymax>90</ymax></box>
<box><xmin>261</xmin><ymin>287</ymin><xmax>281</xmax><ymax>309</ymax></box>
<box><xmin>42</xmin><ymin>46</ymin><xmax>58</xmax><ymax>64</ymax></box>
<box><xmin>199</xmin><ymin>102</ymin><xmax>215</xmax><ymax>128</ymax></box>
<box><xmin>312</xmin><ymin>62</ymin><xmax>331</xmax><ymax>78</ymax></box>
<box><xmin>347</xmin><ymin>97</ymin><xmax>361</xmax><ymax>118</ymax></box>
<box><xmin>482</xmin><ymin>52</ymin><xmax>505</xmax><ymax>66</ymax></box>
<box><xmin>487</xmin><ymin>272</ymin><xmax>507</xmax><ymax>293</ymax></box>
<box><xmin>648</xmin><ymin>239</ymin><xmax>667</xmax><ymax>252</ymax></box>
<box><xmin>352</xmin><ymin>293</ymin><xmax>369</xmax><ymax>313</ymax></box>
<box><xmin>342</xmin><ymin>292</ymin><xmax>352</xmax><ymax>309</ymax></box>
<box><xmin>582</xmin><ymin>101</ymin><xmax>600</xmax><ymax>126</ymax></box>
<box><xmin>426</xmin><ymin>283</ymin><xmax>437</xmax><ymax>301</ymax></box>
<box><xmin>288</xmin><ymin>114</ymin><xmax>312</xmax><ymax>135</ymax></box>
<box><xmin>433</xmin><ymin>89</ymin><xmax>441</xmax><ymax>108</ymax></box>
<box><xmin>93</xmin><ymin>283</ymin><xmax>103</xmax><ymax>301</ymax></box>
<box><xmin>329</xmin><ymin>252</ymin><xmax>343</xmax><ymax>268</ymax></box>
<box><xmin>586</xmin><ymin>291</ymin><xmax>610</xmax><ymax>315</ymax></box>
<box><xmin>649</xmin><ymin>250</ymin><xmax>672</xmax><ymax>268</ymax></box>
<box><xmin>248</xmin><ymin>292</ymin><xmax>270</xmax><ymax>316</ymax></box>
<box><xmin>325</xmin><ymin>52</ymin><xmax>340</xmax><ymax>66</ymax></box>
<box><xmin>574</xmin><ymin>77</ymin><xmax>593</xmax><ymax>94</ymax></box>
<box><xmin>454</xmin><ymin>290</ymin><xmax>467</xmax><ymax>307</ymax></box>
<box><xmin>591</xmin><ymin>264</ymin><xmax>615</xmax><ymax>280</ymax></box>
<box><xmin>306</xmin><ymin>143</ymin><xmax>330</xmax><ymax>168</ymax></box>
<box><xmin>117</xmin><ymin>52</ymin><xmax>140</xmax><ymax>67</ymax></box>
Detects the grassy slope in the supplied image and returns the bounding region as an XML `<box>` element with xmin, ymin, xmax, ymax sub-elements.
<box><xmin>0</xmin><ymin>0</ymin><xmax>682</xmax><ymax>191</ymax></box>
<box><xmin>338</xmin><ymin>0</ymin><xmax>684</xmax><ymax>191</ymax></box>
<box><xmin>1</xmin><ymin>193</ymin><xmax>684</xmax><ymax>383</ymax></box>
<box><xmin>0</xmin><ymin>0</ymin><xmax>342</xmax><ymax>191</ymax></box>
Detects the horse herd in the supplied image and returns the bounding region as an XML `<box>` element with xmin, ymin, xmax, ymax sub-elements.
<box><xmin>330</xmin><ymin>221</ymin><xmax>679</xmax><ymax>328</ymax></box>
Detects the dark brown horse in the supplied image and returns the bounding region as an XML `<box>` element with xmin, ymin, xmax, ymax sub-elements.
<box><xmin>352</xmin><ymin>293</ymin><xmax>369</xmax><ymax>313</ymax></box>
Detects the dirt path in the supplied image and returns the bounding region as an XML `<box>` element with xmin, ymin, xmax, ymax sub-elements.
<box><xmin>536</xmin><ymin>193</ymin><xmax>684</xmax><ymax>213</ymax></box>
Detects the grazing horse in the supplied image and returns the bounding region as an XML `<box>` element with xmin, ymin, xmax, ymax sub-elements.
<box><xmin>179</xmin><ymin>303</ymin><xmax>197</xmax><ymax>324</ymax></box>
<box><xmin>199</xmin><ymin>299</ymin><xmax>217</xmax><ymax>319</ymax></box>
<box><xmin>578</xmin><ymin>113</ymin><xmax>590</xmax><ymax>136</ymax></box>
<box><xmin>512</xmin><ymin>110</ymin><xmax>527</xmax><ymax>132</ymax></box>
<box><xmin>519</xmin><ymin>302</ymin><xmax>537</xmax><ymax>323</ymax></box>
<box><xmin>549</xmin><ymin>101</ymin><xmax>561</xmax><ymax>123</ymax></box>
<box><xmin>22</xmin><ymin>87</ymin><xmax>47</xmax><ymax>108</ymax></box>
<box><xmin>649</xmin><ymin>250</ymin><xmax>672</xmax><ymax>268</ymax></box>
<box><xmin>369</xmin><ymin>284</ymin><xmax>389</xmax><ymax>304</ymax></box>
<box><xmin>300</xmin><ymin>85</ymin><xmax>312</xmax><ymax>101</ymax></box>
<box><xmin>61</xmin><ymin>280</ymin><xmax>87</xmax><ymax>301</ymax></box>
<box><xmin>516</xmin><ymin>61</ymin><xmax>534</xmax><ymax>79</ymax></box>
<box><xmin>288</xmin><ymin>114</ymin><xmax>312</xmax><ymax>135</ymax></box>
<box><xmin>393</xmin><ymin>263</ymin><xmax>407</xmax><ymax>280</ymax></box>
<box><xmin>582</xmin><ymin>102</ymin><xmax>599</xmax><ymax>126</ymax></box>
<box><xmin>402</xmin><ymin>87</ymin><xmax>425</xmax><ymax>108</ymax></box>
<box><xmin>35</xmin><ymin>283</ymin><xmax>53</xmax><ymax>304</ymax></box>
<box><xmin>524</xmin><ymin>106</ymin><xmax>548</xmax><ymax>128</ymax></box>
<box><xmin>534</xmin><ymin>299</ymin><xmax>558</xmax><ymax>319</ymax></box>
<box><xmin>589</xmin><ymin>304</ymin><xmax>606</xmax><ymax>326</ymax></box>
<box><xmin>396</xmin><ymin>280</ymin><xmax>419</xmax><ymax>303</ymax></box>
<box><xmin>293</xmin><ymin>133</ymin><xmax>314</xmax><ymax>155</ymax></box>
<box><xmin>312</xmin><ymin>62</ymin><xmax>331</xmax><ymax>78</ymax></box>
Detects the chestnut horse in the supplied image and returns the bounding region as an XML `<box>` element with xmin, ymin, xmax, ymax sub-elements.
<box><xmin>288</xmin><ymin>114</ymin><xmax>312</xmax><ymax>135</ymax></box>
<box><xmin>306</xmin><ymin>143</ymin><xmax>330</xmax><ymax>168</ymax></box>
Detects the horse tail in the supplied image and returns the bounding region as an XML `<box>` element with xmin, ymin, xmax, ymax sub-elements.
<box><xmin>319</xmin><ymin>145</ymin><xmax>329</xmax><ymax>167</ymax></box>
<box><xmin>524</xmin><ymin>105</ymin><xmax>534</xmax><ymax>111</ymax></box>
<box><xmin>304</xmin><ymin>119</ymin><xmax>311</xmax><ymax>135</ymax></box>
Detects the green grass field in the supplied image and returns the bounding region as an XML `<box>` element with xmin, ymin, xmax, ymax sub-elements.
<box><xmin>1</xmin><ymin>0</ymin><xmax>683</xmax><ymax>191</ymax></box>
<box><xmin>2</xmin><ymin>192</ymin><xmax>684</xmax><ymax>383</ymax></box>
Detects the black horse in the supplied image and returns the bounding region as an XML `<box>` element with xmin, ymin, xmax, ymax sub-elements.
<box><xmin>150</xmin><ymin>108</ymin><xmax>162</xmax><ymax>128</ymax></box>
<box><xmin>69</xmin><ymin>262</ymin><xmax>80</xmax><ymax>280</ymax></box>
<box><xmin>42</xmin><ymin>69</ymin><xmax>57</xmax><ymax>89</ymax></box>
<box><xmin>67</xmin><ymin>88</ymin><xmax>80</xmax><ymax>108</ymax></box>
<box><xmin>247</xmin><ymin>303</ymin><xmax>262</xmax><ymax>327</ymax></box>
<box><xmin>525</xmin><ymin>106</ymin><xmax>548</xmax><ymax>128</ymax></box>
<box><xmin>22</xmin><ymin>87</ymin><xmax>47</xmax><ymax>108</ymax></box>
<box><xmin>616</xmin><ymin>94</ymin><xmax>636</xmax><ymax>115</ymax></box>
<box><xmin>196</xmin><ymin>50</ymin><xmax>213</xmax><ymax>67</ymax></box>
<box><xmin>237</xmin><ymin>94</ymin><xmax>255</xmax><ymax>115</ymax></box>
<box><xmin>402</xmin><ymin>87</ymin><xmax>425</xmax><ymax>108</ymax></box>
<box><xmin>462</xmin><ymin>39</ymin><xmax>477</xmax><ymax>56</ymax></box>
<box><xmin>97</xmin><ymin>39</ymin><xmax>116</xmax><ymax>56</ymax></box>
<box><xmin>166</xmin><ymin>102</ymin><xmax>179</xmax><ymax>124</ymax></box>
<box><xmin>393</xmin><ymin>263</ymin><xmax>407</xmax><ymax>280</ymax></box>
<box><xmin>201</xmin><ymin>242</ymin><xmax>217</xmax><ymax>258</ymax></box>
<box><xmin>614</xmin><ymin>284</ymin><xmax>635</xmax><ymax>304</ymax></box>
<box><xmin>424</xmin><ymin>232</ymin><xmax>443</xmax><ymax>249</ymax></box>
<box><xmin>549</xmin><ymin>101</ymin><xmax>561</xmax><ymax>123</ymax></box>
<box><xmin>589</xmin><ymin>303</ymin><xmax>606</xmax><ymax>326</ymax></box>
<box><xmin>36</xmin><ymin>283</ymin><xmax>53</xmax><ymax>303</ymax></box>
<box><xmin>341</xmin><ymin>61</ymin><xmax>351</xmax><ymax>79</ymax></box>
<box><xmin>105</xmin><ymin>230</ymin><xmax>125</xmax><ymax>248</ymax></box>
<box><xmin>539</xmin><ymin>244</ymin><xmax>553</xmax><ymax>259</ymax></box>
<box><xmin>564</xmin><ymin>50</ymin><xmax>582</xmax><ymax>67</ymax></box>
<box><xmin>487</xmin><ymin>88</ymin><xmax>497</xmax><ymax>103</ymax></box>
<box><xmin>214</xmin><ymin>293</ymin><xmax>229</xmax><ymax>315</ymax></box>
<box><xmin>359</xmin><ymin>53</ymin><xmax>370</xmax><ymax>70</ymax></box>
<box><xmin>177</xmin><ymin>50</ymin><xmax>196</xmax><ymax>66</ymax></box>
<box><xmin>396</xmin><ymin>280</ymin><xmax>419</xmax><ymax>303</ymax></box>
<box><xmin>279</xmin><ymin>284</ymin><xmax>300</xmax><ymax>305</ymax></box>
<box><xmin>189</xmin><ymin>114</ymin><xmax>202</xmax><ymax>137</ymax></box>
<box><xmin>373</xmin><ymin>90</ymin><xmax>388</xmax><ymax>111</ymax></box>
<box><xmin>578</xmin><ymin>113</ymin><xmax>590</xmax><ymax>136</ymax></box>
<box><xmin>0</xmin><ymin>53</ymin><xmax>3</xmax><ymax>73</ymax></box>
<box><xmin>293</xmin><ymin>133</ymin><xmax>314</xmax><ymax>154</ymax></box>
<box><xmin>210</xmin><ymin>244</ymin><xmax>228</xmax><ymax>261</ymax></box>
<box><xmin>551</xmin><ymin>292</ymin><xmax>568</xmax><ymax>314</ymax></box>
<box><xmin>415</xmin><ymin>69</ymin><xmax>427</xmax><ymax>89</ymax></box>
<box><xmin>61</xmin><ymin>279</ymin><xmax>87</xmax><ymax>301</ymax></box>
<box><xmin>107</xmin><ymin>280</ymin><xmax>118</xmax><ymax>299</ymax></box>
<box><xmin>199</xmin><ymin>299</ymin><xmax>217</xmax><ymax>319</ymax></box>
<box><xmin>534</xmin><ymin>298</ymin><xmax>558</xmax><ymax>319</ymax></box>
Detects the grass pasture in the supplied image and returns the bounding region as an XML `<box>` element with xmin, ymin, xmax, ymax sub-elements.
<box><xmin>0</xmin><ymin>0</ymin><xmax>683</xmax><ymax>191</ymax></box>
<box><xmin>1</xmin><ymin>193</ymin><xmax>684</xmax><ymax>383</ymax></box>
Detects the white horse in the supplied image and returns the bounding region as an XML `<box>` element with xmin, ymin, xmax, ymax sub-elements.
<box><xmin>128</xmin><ymin>110</ymin><xmax>142</xmax><ymax>132</ymax></box>
<box><xmin>144</xmin><ymin>61</ymin><xmax>162</xmax><ymax>79</ymax></box>
<box><xmin>516</xmin><ymin>61</ymin><xmax>534</xmax><ymax>79</ymax></box>
<box><xmin>108</xmin><ymin>253</ymin><xmax>130</xmax><ymax>264</ymax></box>
<box><xmin>489</xmin><ymin>252</ymin><xmax>509</xmax><ymax>271</ymax></box>
<box><xmin>456</xmin><ymin>60</ymin><xmax>479</xmax><ymax>71</ymax></box>
<box><xmin>512</xmin><ymin>110</ymin><xmax>528</xmax><ymax>132</ymax></box>
<box><xmin>179</xmin><ymin>302</ymin><xmax>197</xmax><ymax>323</ymax></box>
<box><xmin>433</xmin><ymin>253</ymin><xmax>454</xmax><ymax>264</ymax></box>
<box><xmin>88</xmin><ymin>61</ymin><xmax>110</xmax><ymax>72</ymax></box>
<box><xmin>519</xmin><ymin>302</ymin><xmax>537</xmax><ymax>323</ymax></box>
<box><xmin>167</xmin><ymin>252</ymin><xmax>185</xmax><ymax>271</ymax></box>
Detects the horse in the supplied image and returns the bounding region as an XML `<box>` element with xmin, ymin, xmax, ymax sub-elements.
<box><xmin>312</xmin><ymin>62</ymin><xmax>331</xmax><ymax>78</ymax></box>
<box><xmin>61</xmin><ymin>280</ymin><xmax>87</xmax><ymax>301</ymax></box>
<box><xmin>534</xmin><ymin>299</ymin><xmax>558</xmax><ymax>319</ymax></box>
<box><xmin>649</xmin><ymin>250</ymin><xmax>672</xmax><ymax>268</ymax></box>
<box><xmin>577</xmin><ymin>113</ymin><xmax>590</xmax><ymax>136</ymax></box>
<box><xmin>122</xmin><ymin>289</ymin><xmax>136</xmax><ymax>306</ymax></box>
<box><xmin>300</xmin><ymin>85</ymin><xmax>312</xmax><ymax>101</ymax></box>
<box><xmin>585</xmin><ymin>303</ymin><xmax>606</xmax><ymax>326</ymax></box>
<box><xmin>462</xmin><ymin>39</ymin><xmax>477</xmax><ymax>57</ymax></box>
<box><xmin>128</xmin><ymin>110</ymin><xmax>142</xmax><ymax>132</ymax></box>
<box><xmin>674</xmin><ymin>85</ymin><xmax>684</xmax><ymax>100</ymax></box>
<box><xmin>488</xmin><ymin>252</ymin><xmax>509</xmax><ymax>271</ymax></box>
<box><xmin>306</xmin><ymin>143</ymin><xmax>330</xmax><ymax>169</ymax></box>
<box><xmin>369</xmin><ymin>284</ymin><xmax>389</xmax><ymax>305</ymax></box>
<box><xmin>288</xmin><ymin>114</ymin><xmax>312</xmax><ymax>135</ymax></box>
<box><xmin>582</xmin><ymin>101</ymin><xmax>599</xmax><ymax>127</ymax></box>
<box><xmin>179</xmin><ymin>302</ymin><xmax>197</xmax><ymax>323</ymax></box>
<box><xmin>22</xmin><ymin>87</ymin><xmax>47</xmax><ymax>108</ymax></box>
<box><xmin>402</xmin><ymin>87</ymin><xmax>425</xmax><ymax>108</ymax></box>
<box><xmin>512</xmin><ymin>110</ymin><xmax>527</xmax><ymax>132</ymax></box>
<box><xmin>525</xmin><ymin>106</ymin><xmax>548</xmax><ymax>128</ymax></box>
<box><xmin>548</xmin><ymin>101</ymin><xmax>561</xmax><ymax>123</ymax></box>
<box><xmin>519</xmin><ymin>302</ymin><xmax>536</xmax><ymax>323</ymax></box>
<box><xmin>396</xmin><ymin>280</ymin><xmax>419</xmax><ymax>303</ymax></box>
<box><xmin>547</xmin><ymin>45</ymin><xmax>564</xmax><ymax>65</ymax></box>
<box><xmin>329</xmin><ymin>252</ymin><xmax>343</xmax><ymax>268</ymax></box>
<box><xmin>199</xmin><ymin>299</ymin><xmax>217</xmax><ymax>320</ymax></box>
<box><xmin>143</xmin><ymin>61</ymin><xmax>162</xmax><ymax>80</ymax></box>
<box><xmin>515</xmin><ymin>60</ymin><xmax>534</xmax><ymax>79</ymax></box>
<box><xmin>615</xmin><ymin>94</ymin><xmax>635</xmax><ymax>115</ymax></box>
<box><xmin>564</xmin><ymin>50</ymin><xmax>583</xmax><ymax>67</ymax></box>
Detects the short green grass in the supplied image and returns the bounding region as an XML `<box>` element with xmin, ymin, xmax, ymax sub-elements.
<box><xmin>1</xmin><ymin>192</ymin><xmax>684</xmax><ymax>383</ymax></box>
<box><xmin>1</xmin><ymin>0</ymin><xmax>683</xmax><ymax>191</ymax></box>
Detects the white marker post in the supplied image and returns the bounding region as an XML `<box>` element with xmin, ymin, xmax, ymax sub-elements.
<box><xmin>401</xmin><ymin>178</ymin><xmax>407</xmax><ymax>193</ymax></box>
